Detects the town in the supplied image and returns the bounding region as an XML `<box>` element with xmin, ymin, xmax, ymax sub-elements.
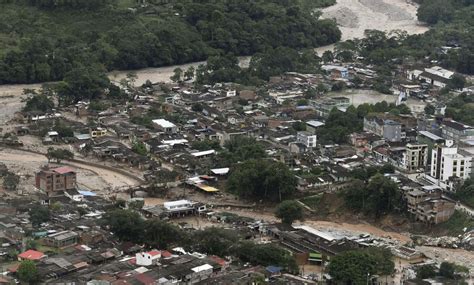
<box><xmin>0</xmin><ymin>0</ymin><xmax>474</xmax><ymax>284</ymax></box>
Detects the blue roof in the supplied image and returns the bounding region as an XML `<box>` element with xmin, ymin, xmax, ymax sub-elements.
<box><xmin>78</xmin><ymin>190</ymin><xmax>97</xmax><ymax>196</ymax></box>
<box><xmin>266</xmin><ymin>266</ymin><xmax>282</xmax><ymax>274</ymax></box>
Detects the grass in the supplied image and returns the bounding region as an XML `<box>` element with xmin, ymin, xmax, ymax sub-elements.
<box><xmin>300</xmin><ymin>195</ymin><xmax>323</xmax><ymax>211</ymax></box>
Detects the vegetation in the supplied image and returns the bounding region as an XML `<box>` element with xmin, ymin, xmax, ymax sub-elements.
<box><xmin>342</xmin><ymin>174</ymin><xmax>404</xmax><ymax>218</ymax></box>
<box><xmin>327</xmin><ymin>247</ymin><xmax>394</xmax><ymax>285</ymax></box>
<box><xmin>2</xmin><ymin>172</ymin><xmax>20</xmax><ymax>192</ymax></box>
<box><xmin>132</xmin><ymin>141</ymin><xmax>148</xmax><ymax>156</ymax></box>
<box><xmin>226</xmin><ymin>159</ymin><xmax>297</xmax><ymax>202</ymax></box>
<box><xmin>318</xmin><ymin>102</ymin><xmax>411</xmax><ymax>144</ymax></box>
<box><xmin>18</xmin><ymin>260</ymin><xmax>39</xmax><ymax>283</ymax></box>
<box><xmin>46</xmin><ymin>147</ymin><xmax>74</xmax><ymax>163</ymax></box>
<box><xmin>29</xmin><ymin>205</ymin><xmax>51</xmax><ymax>227</ymax></box>
<box><xmin>23</xmin><ymin>93</ymin><xmax>55</xmax><ymax>113</ymax></box>
<box><xmin>235</xmin><ymin>242</ymin><xmax>298</xmax><ymax>272</ymax></box>
<box><xmin>0</xmin><ymin>0</ymin><xmax>340</xmax><ymax>84</ymax></box>
<box><xmin>275</xmin><ymin>200</ymin><xmax>304</xmax><ymax>225</ymax></box>
<box><xmin>445</xmin><ymin>93</ymin><xmax>474</xmax><ymax>130</ymax></box>
<box><xmin>190</xmin><ymin>227</ymin><xmax>240</xmax><ymax>257</ymax></box>
<box><xmin>435</xmin><ymin>211</ymin><xmax>474</xmax><ymax>236</ymax></box>
<box><xmin>454</xmin><ymin>177</ymin><xmax>474</xmax><ymax>208</ymax></box>
<box><xmin>416</xmin><ymin>264</ymin><xmax>437</xmax><ymax>279</ymax></box>
<box><xmin>217</xmin><ymin>137</ymin><xmax>266</xmax><ymax>166</ymax></box>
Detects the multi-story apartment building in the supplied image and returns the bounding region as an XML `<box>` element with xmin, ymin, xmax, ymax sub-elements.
<box><xmin>404</xmin><ymin>144</ymin><xmax>428</xmax><ymax>172</ymax></box>
<box><xmin>363</xmin><ymin>117</ymin><xmax>402</xmax><ymax>142</ymax></box>
<box><xmin>429</xmin><ymin>141</ymin><xmax>472</xmax><ymax>191</ymax></box>
<box><xmin>441</xmin><ymin>119</ymin><xmax>474</xmax><ymax>143</ymax></box>
<box><xmin>296</xmin><ymin>131</ymin><xmax>317</xmax><ymax>149</ymax></box>
<box><xmin>35</xmin><ymin>166</ymin><xmax>77</xmax><ymax>195</ymax></box>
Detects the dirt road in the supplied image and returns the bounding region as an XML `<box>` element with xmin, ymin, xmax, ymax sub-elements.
<box><xmin>0</xmin><ymin>149</ymin><xmax>140</xmax><ymax>190</ymax></box>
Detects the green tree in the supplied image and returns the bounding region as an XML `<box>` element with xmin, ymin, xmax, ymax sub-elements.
<box><xmin>132</xmin><ymin>141</ymin><xmax>147</xmax><ymax>156</ymax></box>
<box><xmin>46</xmin><ymin>147</ymin><xmax>74</xmax><ymax>163</ymax></box>
<box><xmin>227</xmin><ymin>159</ymin><xmax>297</xmax><ymax>202</ymax></box>
<box><xmin>191</xmin><ymin>227</ymin><xmax>239</xmax><ymax>256</ymax></box>
<box><xmin>235</xmin><ymin>242</ymin><xmax>298</xmax><ymax>272</ymax></box>
<box><xmin>448</xmin><ymin>74</ymin><xmax>467</xmax><ymax>90</ymax></box>
<box><xmin>327</xmin><ymin>248</ymin><xmax>394</xmax><ymax>285</ymax></box>
<box><xmin>184</xmin><ymin>66</ymin><xmax>195</xmax><ymax>81</ymax></box>
<box><xmin>275</xmin><ymin>200</ymin><xmax>303</xmax><ymax>225</ymax></box>
<box><xmin>424</xmin><ymin>104</ymin><xmax>436</xmax><ymax>115</ymax></box>
<box><xmin>3</xmin><ymin>172</ymin><xmax>20</xmax><ymax>192</ymax></box>
<box><xmin>29</xmin><ymin>205</ymin><xmax>50</xmax><ymax>227</ymax></box>
<box><xmin>170</xmin><ymin>67</ymin><xmax>183</xmax><ymax>83</ymax></box>
<box><xmin>191</xmin><ymin>103</ymin><xmax>203</xmax><ymax>112</ymax></box>
<box><xmin>416</xmin><ymin>264</ymin><xmax>437</xmax><ymax>279</ymax></box>
<box><xmin>143</xmin><ymin>219</ymin><xmax>185</xmax><ymax>249</ymax></box>
<box><xmin>18</xmin><ymin>260</ymin><xmax>39</xmax><ymax>283</ymax></box>
<box><xmin>23</xmin><ymin>94</ymin><xmax>54</xmax><ymax>113</ymax></box>
<box><xmin>439</xmin><ymin>262</ymin><xmax>456</xmax><ymax>279</ymax></box>
<box><xmin>103</xmin><ymin>209</ymin><xmax>144</xmax><ymax>243</ymax></box>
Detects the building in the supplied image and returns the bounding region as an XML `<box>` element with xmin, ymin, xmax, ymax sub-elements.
<box><xmin>296</xmin><ymin>131</ymin><xmax>317</xmax><ymax>149</ymax></box>
<box><xmin>136</xmin><ymin>250</ymin><xmax>161</xmax><ymax>266</ymax></box>
<box><xmin>306</xmin><ymin>120</ymin><xmax>325</xmax><ymax>134</ymax></box>
<box><xmin>18</xmin><ymin>250</ymin><xmax>46</xmax><ymax>261</ymax></box>
<box><xmin>416</xmin><ymin>198</ymin><xmax>456</xmax><ymax>224</ymax></box>
<box><xmin>404</xmin><ymin>144</ymin><xmax>428</xmax><ymax>172</ymax></box>
<box><xmin>363</xmin><ymin>117</ymin><xmax>402</xmax><ymax>142</ymax></box>
<box><xmin>152</xmin><ymin>119</ymin><xmax>178</xmax><ymax>134</ymax></box>
<box><xmin>35</xmin><ymin>166</ymin><xmax>77</xmax><ymax>195</ymax></box>
<box><xmin>45</xmin><ymin>231</ymin><xmax>79</xmax><ymax>248</ymax></box>
<box><xmin>90</xmin><ymin>127</ymin><xmax>107</xmax><ymax>138</ymax></box>
<box><xmin>309</xmin><ymin>97</ymin><xmax>350</xmax><ymax>118</ymax></box>
<box><xmin>441</xmin><ymin>119</ymin><xmax>474</xmax><ymax>143</ymax></box>
<box><xmin>429</xmin><ymin>142</ymin><xmax>472</xmax><ymax>191</ymax></box>
<box><xmin>418</xmin><ymin>66</ymin><xmax>454</xmax><ymax>88</ymax></box>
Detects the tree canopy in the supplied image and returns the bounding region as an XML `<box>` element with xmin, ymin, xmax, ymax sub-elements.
<box><xmin>275</xmin><ymin>200</ymin><xmax>304</xmax><ymax>225</ymax></box>
<box><xmin>226</xmin><ymin>159</ymin><xmax>297</xmax><ymax>202</ymax></box>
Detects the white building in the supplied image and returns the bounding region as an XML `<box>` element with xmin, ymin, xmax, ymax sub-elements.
<box><xmin>152</xmin><ymin>119</ymin><xmax>178</xmax><ymax>134</ymax></box>
<box><xmin>136</xmin><ymin>250</ymin><xmax>161</xmax><ymax>266</ymax></box>
<box><xmin>429</xmin><ymin>141</ymin><xmax>472</xmax><ymax>192</ymax></box>
<box><xmin>296</xmin><ymin>131</ymin><xmax>317</xmax><ymax>148</ymax></box>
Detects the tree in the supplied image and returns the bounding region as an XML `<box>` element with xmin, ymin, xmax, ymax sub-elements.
<box><xmin>46</xmin><ymin>147</ymin><xmax>74</xmax><ymax>163</ymax></box>
<box><xmin>191</xmin><ymin>227</ymin><xmax>239</xmax><ymax>256</ymax></box>
<box><xmin>23</xmin><ymin>94</ymin><xmax>54</xmax><ymax>113</ymax></box>
<box><xmin>132</xmin><ymin>141</ymin><xmax>147</xmax><ymax>156</ymax></box>
<box><xmin>292</xmin><ymin>121</ymin><xmax>306</xmax><ymax>132</ymax></box>
<box><xmin>143</xmin><ymin>219</ymin><xmax>185</xmax><ymax>249</ymax></box>
<box><xmin>327</xmin><ymin>248</ymin><xmax>394</xmax><ymax>285</ymax></box>
<box><xmin>170</xmin><ymin>67</ymin><xmax>183</xmax><ymax>83</ymax></box>
<box><xmin>25</xmin><ymin>239</ymin><xmax>39</xmax><ymax>250</ymax></box>
<box><xmin>29</xmin><ymin>205</ymin><xmax>50</xmax><ymax>227</ymax></box>
<box><xmin>448</xmin><ymin>74</ymin><xmax>466</xmax><ymax>90</ymax></box>
<box><xmin>416</xmin><ymin>264</ymin><xmax>437</xmax><ymax>279</ymax></box>
<box><xmin>3</xmin><ymin>172</ymin><xmax>20</xmax><ymax>192</ymax></box>
<box><xmin>235</xmin><ymin>242</ymin><xmax>298</xmax><ymax>272</ymax></box>
<box><xmin>191</xmin><ymin>103</ymin><xmax>203</xmax><ymax>112</ymax></box>
<box><xmin>184</xmin><ymin>66</ymin><xmax>195</xmax><ymax>81</ymax></box>
<box><xmin>424</xmin><ymin>104</ymin><xmax>435</xmax><ymax>115</ymax></box>
<box><xmin>322</xmin><ymin>50</ymin><xmax>334</xmax><ymax>63</ymax></box>
<box><xmin>103</xmin><ymin>209</ymin><xmax>144</xmax><ymax>243</ymax></box>
<box><xmin>275</xmin><ymin>200</ymin><xmax>303</xmax><ymax>225</ymax></box>
<box><xmin>18</xmin><ymin>260</ymin><xmax>39</xmax><ymax>283</ymax></box>
<box><xmin>227</xmin><ymin>159</ymin><xmax>297</xmax><ymax>202</ymax></box>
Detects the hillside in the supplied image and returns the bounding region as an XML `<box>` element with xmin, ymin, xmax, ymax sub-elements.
<box><xmin>0</xmin><ymin>0</ymin><xmax>341</xmax><ymax>84</ymax></box>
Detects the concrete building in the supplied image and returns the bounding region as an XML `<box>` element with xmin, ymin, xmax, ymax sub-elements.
<box><xmin>429</xmin><ymin>142</ymin><xmax>472</xmax><ymax>192</ymax></box>
<box><xmin>296</xmin><ymin>131</ymin><xmax>317</xmax><ymax>149</ymax></box>
<box><xmin>363</xmin><ymin>117</ymin><xmax>402</xmax><ymax>142</ymax></box>
<box><xmin>441</xmin><ymin>119</ymin><xmax>474</xmax><ymax>143</ymax></box>
<box><xmin>45</xmin><ymin>231</ymin><xmax>79</xmax><ymax>248</ymax></box>
<box><xmin>309</xmin><ymin>97</ymin><xmax>350</xmax><ymax>118</ymax></box>
<box><xmin>35</xmin><ymin>166</ymin><xmax>77</xmax><ymax>195</ymax></box>
<box><xmin>416</xmin><ymin>198</ymin><xmax>456</xmax><ymax>224</ymax></box>
<box><xmin>152</xmin><ymin>119</ymin><xmax>178</xmax><ymax>134</ymax></box>
<box><xmin>404</xmin><ymin>144</ymin><xmax>428</xmax><ymax>172</ymax></box>
<box><xmin>418</xmin><ymin>66</ymin><xmax>454</xmax><ymax>88</ymax></box>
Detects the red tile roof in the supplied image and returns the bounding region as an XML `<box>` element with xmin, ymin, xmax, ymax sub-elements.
<box><xmin>52</xmin><ymin>166</ymin><xmax>75</xmax><ymax>174</ymax></box>
<box><xmin>147</xmin><ymin>250</ymin><xmax>161</xmax><ymax>257</ymax></box>
<box><xmin>161</xmin><ymin>250</ymin><xmax>172</xmax><ymax>258</ymax></box>
<box><xmin>18</xmin><ymin>249</ymin><xmax>45</xmax><ymax>260</ymax></box>
<box><xmin>134</xmin><ymin>273</ymin><xmax>155</xmax><ymax>285</ymax></box>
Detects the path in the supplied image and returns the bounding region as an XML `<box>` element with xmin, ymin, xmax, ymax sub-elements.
<box><xmin>0</xmin><ymin>148</ymin><xmax>142</xmax><ymax>189</ymax></box>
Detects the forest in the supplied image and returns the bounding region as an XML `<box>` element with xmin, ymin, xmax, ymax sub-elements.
<box><xmin>0</xmin><ymin>0</ymin><xmax>341</xmax><ymax>84</ymax></box>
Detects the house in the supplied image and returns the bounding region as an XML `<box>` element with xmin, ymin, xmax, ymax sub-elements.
<box><xmin>416</xmin><ymin>198</ymin><xmax>456</xmax><ymax>224</ymax></box>
<box><xmin>45</xmin><ymin>231</ymin><xmax>79</xmax><ymax>248</ymax></box>
<box><xmin>65</xmin><ymin>189</ymin><xmax>84</xmax><ymax>202</ymax></box>
<box><xmin>363</xmin><ymin>116</ymin><xmax>402</xmax><ymax>142</ymax></box>
<box><xmin>418</xmin><ymin>66</ymin><xmax>454</xmax><ymax>88</ymax></box>
<box><xmin>18</xmin><ymin>249</ymin><xmax>46</xmax><ymax>261</ymax></box>
<box><xmin>441</xmin><ymin>119</ymin><xmax>474</xmax><ymax>143</ymax></box>
<box><xmin>152</xmin><ymin>119</ymin><xmax>178</xmax><ymax>134</ymax></box>
<box><xmin>90</xmin><ymin>127</ymin><xmax>107</xmax><ymax>138</ymax></box>
<box><xmin>136</xmin><ymin>250</ymin><xmax>161</xmax><ymax>266</ymax></box>
<box><xmin>309</xmin><ymin>97</ymin><xmax>350</xmax><ymax>118</ymax></box>
<box><xmin>296</xmin><ymin>131</ymin><xmax>317</xmax><ymax>149</ymax></box>
<box><xmin>35</xmin><ymin>166</ymin><xmax>77</xmax><ymax>195</ymax></box>
<box><xmin>404</xmin><ymin>144</ymin><xmax>428</xmax><ymax>173</ymax></box>
<box><xmin>306</xmin><ymin>120</ymin><xmax>325</xmax><ymax>135</ymax></box>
